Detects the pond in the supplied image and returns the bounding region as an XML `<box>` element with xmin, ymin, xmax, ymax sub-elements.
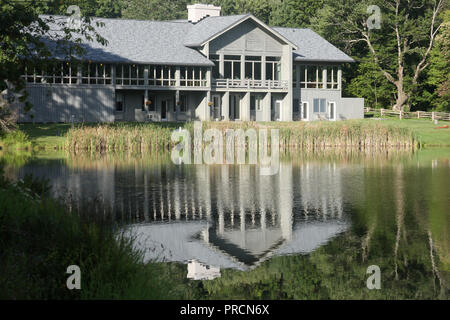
<box><xmin>1</xmin><ymin>148</ymin><xmax>449</xmax><ymax>299</ymax></box>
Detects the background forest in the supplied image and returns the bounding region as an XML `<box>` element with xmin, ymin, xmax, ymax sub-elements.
<box><xmin>2</xmin><ymin>0</ymin><xmax>449</xmax><ymax>112</ymax></box>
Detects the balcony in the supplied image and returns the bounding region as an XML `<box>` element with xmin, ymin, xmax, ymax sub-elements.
<box><xmin>213</xmin><ymin>79</ymin><xmax>289</xmax><ymax>90</ymax></box>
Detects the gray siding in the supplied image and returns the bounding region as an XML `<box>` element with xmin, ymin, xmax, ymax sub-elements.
<box><xmin>293</xmin><ymin>88</ymin><xmax>364</xmax><ymax>121</ymax></box>
<box><xmin>20</xmin><ymin>85</ymin><xmax>115</xmax><ymax>123</ymax></box>
<box><xmin>210</xmin><ymin>19</ymin><xmax>283</xmax><ymax>55</ymax></box>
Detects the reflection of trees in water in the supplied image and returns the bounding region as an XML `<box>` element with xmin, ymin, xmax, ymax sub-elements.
<box><xmin>4</xmin><ymin>149</ymin><xmax>449</xmax><ymax>298</ymax></box>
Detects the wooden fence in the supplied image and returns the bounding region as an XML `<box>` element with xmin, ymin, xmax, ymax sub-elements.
<box><xmin>364</xmin><ymin>107</ymin><xmax>450</xmax><ymax>121</ymax></box>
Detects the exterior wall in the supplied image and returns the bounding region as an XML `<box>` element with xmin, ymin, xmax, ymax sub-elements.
<box><xmin>209</xmin><ymin>18</ymin><xmax>294</xmax><ymax>122</ymax></box>
<box><xmin>210</xmin><ymin>20</ymin><xmax>283</xmax><ymax>55</ymax></box>
<box><xmin>20</xmin><ymin>85</ymin><xmax>114</xmax><ymax>123</ymax></box>
<box><xmin>339</xmin><ymin>98</ymin><xmax>365</xmax><ymax>120</ymax></box>
<box><xmin>293</xmin><ymin>88</ymin><xmax>364</xmax><ymax>121</ymax></box>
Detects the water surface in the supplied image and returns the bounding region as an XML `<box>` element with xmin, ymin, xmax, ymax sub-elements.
<box><xmin>2</xmin><ymin>149</ymin><xmax>449</xmax><ymax>298</ymax></box>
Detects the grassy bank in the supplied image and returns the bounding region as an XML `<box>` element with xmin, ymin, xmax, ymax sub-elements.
<box><xmin>0</xmin><ymin>169</ymin><xmax>203</xmax><ymax>299</ymax></box>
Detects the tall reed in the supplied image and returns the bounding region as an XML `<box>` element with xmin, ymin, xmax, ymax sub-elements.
<box><xmin>65</xmin><ymin>120</ymin><xmax>417</xmax><ymax>153</ymax></box>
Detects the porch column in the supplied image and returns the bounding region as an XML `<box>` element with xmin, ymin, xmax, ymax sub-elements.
<box><xmin>338</xmin><ymin>66</ymin><xmax>342</xmax><ymax>91</ymax></box>
<box><xmin>223</xmin><ymin>91</ymin><xmax>230</xmax><ymax>121</ymax></box>
<box><xmin>261</xmin><ymin>56</ymin><xmax>266</xmax><ymax>85</ymax></box>
<box><xmin>322</xmin><ymin>67</ymin><xmax>327</xmax><ymax>89</ymax></box>
<box><xmin>175</xmin><ymin>90</ymin><xmax>180</xmax><ymax>120</ymax></box>
<box><xmin>175</xmin><ymin>67</ymin><xmax>181</xmax><ymax>87</ymax></box>
<box><xmin>242</xmin><ymin>92</ymin><xmax>250</xmax><ymax>121</ymax></box>
<box><xmin>240</xmin><ymin>55</ymin><xmax>245</xmax><ymax>80</ymax></box>
<box><xmin>219</xmin><ymin>53</ymin><xmax>224</xmax><ymax>78</ymax></box>
<box><xmin>205</xmin><ymin>91</ymin><xmax>211</xmax><ymax>121</ymax></box>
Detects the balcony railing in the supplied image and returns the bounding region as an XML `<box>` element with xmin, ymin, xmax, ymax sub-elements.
<box><xmin>213</xmin><ymin>79</ymin><xmax>289</xmax><ymax>89</ymax></box>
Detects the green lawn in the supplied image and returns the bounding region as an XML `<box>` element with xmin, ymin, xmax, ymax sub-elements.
<box><xmin>1</xmin><ymin>118</ymin><xmax>449</xmax><ymax>150</ymax></box>
<box><xmin>365</xmin><ymin>118</ymin><xmax>450</xmax><ymax>147</ymax></box>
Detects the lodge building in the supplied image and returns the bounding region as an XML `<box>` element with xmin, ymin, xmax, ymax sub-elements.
<box><xmin>18</xmin><ymin>4</ymin><xmax>364</xmax><ymax>123</ymax></box>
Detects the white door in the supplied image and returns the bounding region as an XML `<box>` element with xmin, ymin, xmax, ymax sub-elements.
<box><xmin>275</xmin><ymin>100</ymin><xmax>282</xmax><ymax>121</ymax></box>
<box><xmin>329</xmin><ymin>101</ymin><xmax>336</xmax><ymax>121</ymax></box>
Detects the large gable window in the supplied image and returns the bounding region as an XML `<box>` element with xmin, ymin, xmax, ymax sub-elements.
<box><xmin>224</xmin><ymin>55</ymin><xmax>241</xmax><ymax>80</ymax></box>
<box><xmin>244</xmin><ymin>56</ymin><xmax>261</xmax><ymax>80</ymax></box>
<box><xmin>265</xmin><ymin>56</ymin><xmax>280</xmax><ymax>81</ymax></box>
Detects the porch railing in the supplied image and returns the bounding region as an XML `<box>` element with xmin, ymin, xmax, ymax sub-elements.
<box><xmin>213</xmin><ymin>79</ymin><xmax>289</xmax><ymax>89</ymax></box>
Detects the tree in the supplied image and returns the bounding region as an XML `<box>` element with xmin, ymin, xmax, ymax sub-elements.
<box><xmin>425</xmin><ymin>10</ymin><xmax>450</xmax><ymax>111</ymax></box>
<box><xmin>121</xmin><ymin>0</ymin><xmax>190</xmax><ymax>21</ymax></box>
<box><xmin>269</xmin><ymin>0</ymin><xmax>324</xmax><ymax>28</ymax></box>
<box><xmin>315</xmin><ymin>0</ymin><xmax>446</xmax><ymax>111</ymax></box>
<box><xmin>0</xmin><ymin>0</ymin><xmax>106</xmax><ymax>130</ymax></box>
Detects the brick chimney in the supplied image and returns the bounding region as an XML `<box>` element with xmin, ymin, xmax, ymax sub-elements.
<box><xmin>187</xmin><ymin>4</ymin><xmax>221</xmax><ymax>23</ymax></box>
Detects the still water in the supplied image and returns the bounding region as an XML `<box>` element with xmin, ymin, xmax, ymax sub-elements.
<box><xmin>2</xmin><ymin>149</ymin><xmax>449</xmax><ymax>298</ymax></box>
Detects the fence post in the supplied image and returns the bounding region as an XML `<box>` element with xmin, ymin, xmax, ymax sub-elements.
<box><xmin>432</xmin><ymin>112</ymin><xmax>435</xmax><ymax>121</ymax></box>
<box><xmin>380</xmin><ymin>108</ymin><xmax>384</xmax><ymax>117</ymax></box>
<box><xmin>399</xmin><ymin>111</ymin><xmax>403</xmax><ymax>120</ymax></box>
<box><xmin>417</xmin><ymin>111</ymin><xmax>420</xmax><ymax>119</ymax></box>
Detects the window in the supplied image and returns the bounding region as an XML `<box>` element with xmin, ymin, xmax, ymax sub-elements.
<box><xmin>326</xmin><ymin>66</ymin><xmax>339</xmax><ymax>89</ymax></box>
<box><xmin>314</xmin><ymin>99</ymin><xmax>326</xmax><ymax>113</ymax></box>
<box><xmin>115</xmin><ymin>92</ymin><xmax>123</xmax><ymax>112</ymax></box>
<box><xmin>307</xmin><ymin>66</ymin><xmax>317</xmax><ymax>88</ymax></box>
<box><xmin>24</xmin><ymin>62</ymin><xmax>80</xmax><ymax>84</ymax></box>
<box><xmin>116</xmin><ymin>64</ymin><xmax>144</xmax><ymax>85</ymax></box>
<box><xmin>245</xmin><ymin>56</ymin><xmax>261</xmax><ymax>80</ymax></box>
<box><xmin>265</xmin><ymin>57</ymin><xmax>281</xmax><ymax>81</ymax></box>
<box><xmin>180</xmin><ymin>66</ymin><xmax>207</xmax><ymax>87</ymax></box>
<box><xmin>317</xmin><ymin>66</ymin><xmax>324</xmax><ymax>88</ymax></box>
<box><xmin>149</xmin><ymin>65</ymin><xmax>175</xmax><ymax>86</ymax></box>
<box><xmin>224</xmin><ymin>55</ymin><xmax>241</xmax><ymax>79</ymax></box>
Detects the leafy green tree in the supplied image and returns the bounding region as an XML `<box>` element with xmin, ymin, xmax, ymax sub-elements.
<box><xmin>314</xmin><ymin>0</ymin><xmax>446</xmax><ymax>111</ymax></box>
<box><xmin>121</xmin><ymin>0</ymin><xmax>190</xmax><ymax>20</ymax></box>
<box><xmin>269</xmin><ymin>0</ymin><xmax>324</xmax><ymax>28</ymax></box>
<box><xmin>424</xmin><ymin>10</ymin><xmax>450</xmax><ymax>111</ymax></box>
<box><xmin>0</xmin><ymin>0</ymin><xmax>106</xmax><ymax>130</ymax></box>
<box><xmin>346</xmin><ymin>57</ymin><xmax>396</xmax><ymax>108</ymax></box>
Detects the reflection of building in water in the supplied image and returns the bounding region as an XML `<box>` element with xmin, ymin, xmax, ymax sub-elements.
<box><xmin>16</xmin><ymin>158</ymin><xmax>350</xmax><ymax>271</ymax></box>
<box><xmin>126</xmin><ymin>161</ymin><xmax>349</xmax><ymax>271</ymax></box>
<box><xmin>187</xmin><ymin>260</ymin><xmax>220</xmax><ymax>280</ymax></box>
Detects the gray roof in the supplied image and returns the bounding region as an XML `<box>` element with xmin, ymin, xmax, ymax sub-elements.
<box><xmin>40</xmin><ymin>15</ymin><xmax>214</xmax><ymax>66</ymax></box>
<box><xmin>274</xmin><ymin>27</ymin><xmax>354</xmax><ymax>63</ymax></box>
<box><xmin>183</xmin><ymin>14</ymin><xmax>249</xmax><ymax>47</ymax></box>
<box><xmin>39</xmin><ymin>15</ymin><xmax>353</xmax><ymax>65</ymax></box>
